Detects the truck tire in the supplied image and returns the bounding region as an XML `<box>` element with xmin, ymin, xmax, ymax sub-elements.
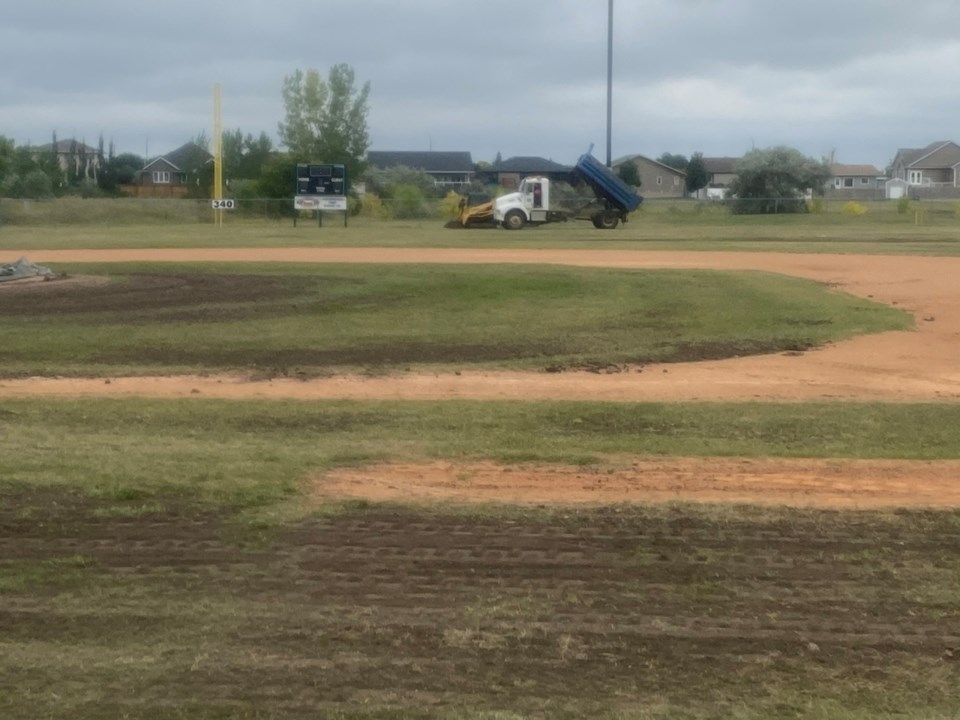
<box><xmin>502</xmin><ymin>210</ymin><xmax>526</xmax><ymax>230</ymax></box>
<box><xmin>596</xmin><ymin>211</ymin><xmax>620</xmax><ymax>230</ymax></box>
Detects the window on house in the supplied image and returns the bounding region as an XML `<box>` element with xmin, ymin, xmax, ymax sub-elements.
<box><xmin>673</xmin><ymin>176</ymin><xmax>679</xmax><ymax>185</ymax></box>
<box><xmin>909</xmin><ymin>170</ymin><xmax>922</xmax><ymax>185</ymax></box>
<box><xmin>860</xmin><ymin>177</ymin><xmax>870</xmax><ymax>184</ymax></box>
<box><xmin>657</xmin><ymin>176</ymin><xmax>662</xmax><ymax>185</ymax></box>
<box><xmin>835</xmin><ymin>178</ymin><xmax>842</xmax><ymax>188</ymax></box>
<box><xmin>153</xmin><ymin>171</ymin><xmax>170</xmax><ymax>184</ymax></box>
<box><xmin>843</xmin><ymin>178</ymin><xmax>854</xmax><ymax>188</ymax></box>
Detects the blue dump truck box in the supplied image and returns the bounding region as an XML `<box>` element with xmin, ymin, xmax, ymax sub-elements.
<box><xmin>574</xmin><ymin>152</ymin><xmax>643</xmax><ymax>213</ymax></box>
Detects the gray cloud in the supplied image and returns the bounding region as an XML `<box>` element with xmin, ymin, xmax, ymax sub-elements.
<box><xmin>3</xmin><ymin>0</ymin><xmax>960</xmax><ymax>168</ymax></box>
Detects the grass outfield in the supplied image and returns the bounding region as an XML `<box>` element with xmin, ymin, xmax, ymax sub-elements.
<box><xmin>4</xmin><ymin>398</ymin><xmax>960</xmax><ymax>515</ymax></box>
<box><xmin>3</xmin><ymin>214</ymin><xmax>960</xmax><ymax>253</ymax></box>
<box><xmin>3</xmin><ymin>397</ymin><xmax>960</xmax><ymax>719</ymax></box>
<box><xmin>0</xmin><ymin>262</ymin><xmax>910</xmax><ymax>377</ymax></box>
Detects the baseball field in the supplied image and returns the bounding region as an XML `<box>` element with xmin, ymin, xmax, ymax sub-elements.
<box><xmin>2</xmin><ymin>218</ymin><xmax>960</xmax><ymax>719</ymax></box>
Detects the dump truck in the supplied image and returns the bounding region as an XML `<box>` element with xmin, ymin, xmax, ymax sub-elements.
<box><xmin>493</xmin><ymin>151</ymin><xmax>643</xmax><ymax>230</ymax></box>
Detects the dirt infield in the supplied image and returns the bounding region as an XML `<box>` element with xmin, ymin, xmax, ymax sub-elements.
<box><xmin>3</xmin><ymin>247</ymin><xmax>959</xmax><ymax>403</ymax></box>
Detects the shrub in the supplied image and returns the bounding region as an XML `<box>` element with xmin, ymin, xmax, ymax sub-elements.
<box><xmin>438</xmin><ymin>190</ymin><xmax>462</xmax><ymax>220</ymax></box>
<box><xmin>23</xmin><ymin>170</ymin><xmax>54</xmax><ymax>200</ymax></box>
<box><xmin>842</xmin><ymin>201</ymin><xmax>866</xmax><ymax>216</ymax></box>
<box><xmin>358</xmin><ymin>192</ymin><xmax>390</xmax><ymax>220</ymax></box>
<box><xmin>391</xmin><ymin>184</ymin><xmax>428</xmax><ymax>219</ymax></box>
<box><xmin>807</xmin><ymin>197</ymin><xmax>825</xmax><ymax>214</ymax></box>
<box><xmin>897</xmin><ymin>196</ymin><xmax>910</xmax><ymax>214</ymax></box>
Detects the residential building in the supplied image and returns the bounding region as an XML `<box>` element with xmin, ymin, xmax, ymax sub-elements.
<box><xmin>826</xmin><ymin>163</ymin><xmax>884</xmax><ymax>199</ymax></box>
<box><xmin>701</xmin><ymin>157</ymin><xmax>739</xmax><ymax>199</ymax></box>
<box><xmin>613</xmin><ymin>154</ymin><xmax>686</xmax><ymax>198</ymax></box>
<box><xmin>124</xmin><ymin>142</ymin><xmax>213</xmax><ymax>198</ymax></box>
<box><xmin>31</xmin><ymin>138</ymin><xmax>101</xmax><ymax>180</ymax></box>
<box><xmin>888</xmin><ymin>141</ymin><xmax>960</xmax><ymax>197</ymax></box>
<box><xmin>480</xmin><ymin>156</ymin><xmax>572</xmax><ymax>190</ymax></box>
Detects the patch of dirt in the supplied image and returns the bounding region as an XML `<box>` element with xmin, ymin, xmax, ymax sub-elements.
<box><xmin>317</xmin><ymin>458</ymin><xmax>960</xmax><ymax>509</ymax></box>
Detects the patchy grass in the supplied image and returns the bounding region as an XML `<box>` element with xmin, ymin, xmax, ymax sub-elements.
<box><xmin>0</xmin><ymin>263</ymin><xmax>910</xmax><ymax>377</ymax></box>
<box><xmin>3</xmin><ymin>398</ymin><xmax>960</xmax><ymax>519</ymax></box>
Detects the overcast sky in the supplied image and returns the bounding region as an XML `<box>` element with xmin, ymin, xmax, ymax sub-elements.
<box><xmin>3</xmin><ymin>0</ymin><xmax>959</xmax><ymax>169</ymax></box>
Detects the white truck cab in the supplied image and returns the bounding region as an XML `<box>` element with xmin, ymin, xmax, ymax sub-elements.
<box><xmin>494</xmin><ymin>176</ymin><xmax>557</xmax><ymax>229</ymax></box>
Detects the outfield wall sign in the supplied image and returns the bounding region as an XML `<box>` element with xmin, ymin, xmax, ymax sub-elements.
<box><xmin>211</xmin><ymin>198</ymin><xmax>236</xmax><ymax>210</ymax></box>
<box><xmin>294</xmin><ymin>195</ymin><xmax>347</xmax><ymax>211</ymax></box>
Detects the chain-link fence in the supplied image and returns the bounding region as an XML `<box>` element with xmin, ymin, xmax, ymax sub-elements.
<box><xmin>2</xmin><ymin>195</ymin><xmax>959</xmax><ymax>226</ymax></box>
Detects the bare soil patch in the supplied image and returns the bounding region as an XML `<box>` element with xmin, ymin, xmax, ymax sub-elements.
<box><xmin>3</xmin><ymin>488</ymin><xmax>960</xmax><ymax>717</ymax></box>
<box><xmin>318</xmin><ymin>458</ymin><xmax>960</xmax><ymax>509</ymax></box>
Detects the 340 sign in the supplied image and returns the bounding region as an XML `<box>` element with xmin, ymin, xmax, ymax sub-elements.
<box><xmin>211</xmin><ymin>199</ymin><xmax>236</xmax><ymax>210</ymax></box>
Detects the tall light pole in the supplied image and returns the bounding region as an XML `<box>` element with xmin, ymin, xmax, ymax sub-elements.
<box><xmin>606</xmin><ymin>0</ymin><xmax>613</xmax><ymax>167</ymax></box>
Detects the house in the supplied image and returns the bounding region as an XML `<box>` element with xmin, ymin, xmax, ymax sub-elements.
<box><xmin>126</xmin><ymin>142</ymin><xmax>213</xmax><ymax>198</ymax></box>
<box><xmin>613</xmin><ymin>154</ymin><xmax>686</xmax><ymax>198</ymax></box>
<box><xmin>31</xmin><ymin>138</ymin><xmax>101</xmax><ymax>180</ymax></box>
<box><xmin>889</xmin><ymin>141</ymin><xmax>960</xmax><ymax>198</ymax></box>
<box><xmin>366</xmin><ymin>151</ymin><xmax>474</xmax><ymax>189</ymax></box>
<box><xmin>826</xmin><ymin>163</ymin><xmax>884</xmax><ymax>199</ymax></box>
<box><xmin>701</xmin><ymin>157</ymin><xmax>739</xmax><ymax>199</ymax></box>
<box><xmin>479</xmin><ymin>156</ymin><xmax>572</xmax><ymax>190</ymax></box>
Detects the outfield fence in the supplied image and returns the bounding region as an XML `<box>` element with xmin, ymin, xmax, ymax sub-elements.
<box><xmin>2</xmin><ymin>195</ymin><xmax>959</xmax><ymax>226</ymax></box>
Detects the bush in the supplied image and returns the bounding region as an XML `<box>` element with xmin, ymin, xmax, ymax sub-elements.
<box><xmin>897</xmin><ymin>196</ymin><xmax>911</xmax><ymax>214</ymax></box>
<box><xmin>842</xmin><ymin>201</ymin><xmax>866</xmax><ymax>216</ymax></box>
<box><xmin>23</xmin><ymin>170</ymin><xmax>54</xmax><ymax>200</ymax></box>
<box><xmin>807</xmin><ymin>197</ymin><xmax>826</xmax><ymax>214</ymax></box>
<box><xmin>438</xmin><ymin>190</ymin><xmax>462</xmax><ymax>220</ymax></box>
<box><xmin>1</xmin><ymin>173</ymin><xmax>24</xmax><ymax>198</ymax></box>
<box><xmin>358</xmin><ymin>192</ymin><xmax>390</xmax><ymax>220</ymax></box>
<box><xmin>391</xmin><ymin>184</ymin><xmax>428</xmax><ymax>219</ymax></box>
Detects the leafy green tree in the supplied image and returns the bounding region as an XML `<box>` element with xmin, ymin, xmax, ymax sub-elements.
<box><xmin>685</xmin><ymin>152</ymin><xmax>708</xmax><ymax>194</ymax></box>
<box><xmin>256</xmin><ymin>153</ymin><xmax>298</xmax><ymax>203</ymax></box>
<box><xmin>222</xmin><ymin>129</ymin><xmax>274</xmax><ymax>182</ymax></box>
<box><xmin>278</xmin><ymin>64</ymin><xmax>370</xmax><ymax>184</ymax></box>
<box><xmin>729</xmin><ymin>146</ymin><xmax>832</xmax><ymax>214</ymax></box>
<box><xmin>657</xmin><ymin>153</ymin><xmax>688</xmax><ymax>171</ymax></box>
<box><xmin>23</xmin><ymin>169</ymin><xmax>54</xmax><ymax>199</ymax></box>
<box><xmin>99</xmin><ymin>152</ymin><xmax>144</xmax><ymax>194</ymax></box>
<box><xmin>0</xmin><ymin>136</ymin><xmax>15</xmax><ymax>181</ymax></box>
<box><xmin>617</xmin><ymin>160</ymin><xmax>641</xmax><ymax>187</ymax></box>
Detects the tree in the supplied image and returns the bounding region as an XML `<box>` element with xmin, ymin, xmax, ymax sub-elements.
<box><xmin>685</xmin><ymin>152</ymin><xmax>708</xmax><ymax>195</ymax></box>
<box><xmin>278</xmin><ymin>64</ymin><xmax>370</xmax><ymax>185</ymax></box>
<box><xmin>617</xmin><ymin>160</ymin><xmax>641</xmax><ymax>187</ymax></box>
<box><xmin>728</xmin><ymin>146</ymin><xmax>832</xmax><ymax>214</ymax></box>
<box><xmin>222</xmin><ymin>129</ymin><xmax>274</xmax><ymax>182</ymax></box>
<box><xmin>99</xmin><ymin>152</ymin><xmax>144</xmax><ymax>194</ymax></box>
<box><xmin>0</xmin><ymin>136</ymin><xmax>15</xmax><ymax>181</ymax></box>
<box><xmin>657</xmin><ymin>153</ymin><xmax>688</xmax><ymax>171</ymax></box>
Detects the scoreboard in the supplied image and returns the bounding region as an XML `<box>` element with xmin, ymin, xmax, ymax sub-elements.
<box><xmin>296</xmin><ymin>164</ymin><xmax>347</xmax><ymax>196</ymax></box>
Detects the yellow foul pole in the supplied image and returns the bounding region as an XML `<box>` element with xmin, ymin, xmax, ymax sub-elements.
<box><xmin>213</xmin><ymin>82</ymin><xmax>223</xmax><ymax>227</ymax></box>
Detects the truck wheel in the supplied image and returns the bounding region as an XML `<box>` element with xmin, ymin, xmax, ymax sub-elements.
<box><xmin>502</xmin><ymin>210</ymin><xmax>526</xmax><ymax>230</ymax></box>
<box><xmin>597</xmin><ymin>212</ymin><xmax>620</xmax><ymax>230</ymax></box>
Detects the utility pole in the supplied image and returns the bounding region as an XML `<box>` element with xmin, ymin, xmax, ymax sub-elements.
<box><xmin>606</xmin><ymin>0</ymin><xmax>614</xmax><ymax>167</ymax></box>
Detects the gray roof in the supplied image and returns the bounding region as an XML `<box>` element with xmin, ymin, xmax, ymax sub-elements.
<box><xmin>33</xmin><ymin>138</ymin><xmax>99</xmax><ymax>154</ymax></box>
<box><xmin>488</xmin><ymin>156</ymin><xmax>571</xmax><ymax>173</ymax></box>
<box><xmin>143</xmin><ymin>142</ymin><xmax>212</xmax><ymax>171</ymax></box>
<box><xmin>702</xmin><ymin>156</ymin><xmax>739</xmax><ymax>174</ymax></box>
<box><xmin>367</xmin><ymin>151</ymin><xmax>473</xmax><ymax>172</ymax></box>
<box><xmin>894</xmin><ymin>141</ymin><xmax>958</xmax><ymax>169</ymax></box>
